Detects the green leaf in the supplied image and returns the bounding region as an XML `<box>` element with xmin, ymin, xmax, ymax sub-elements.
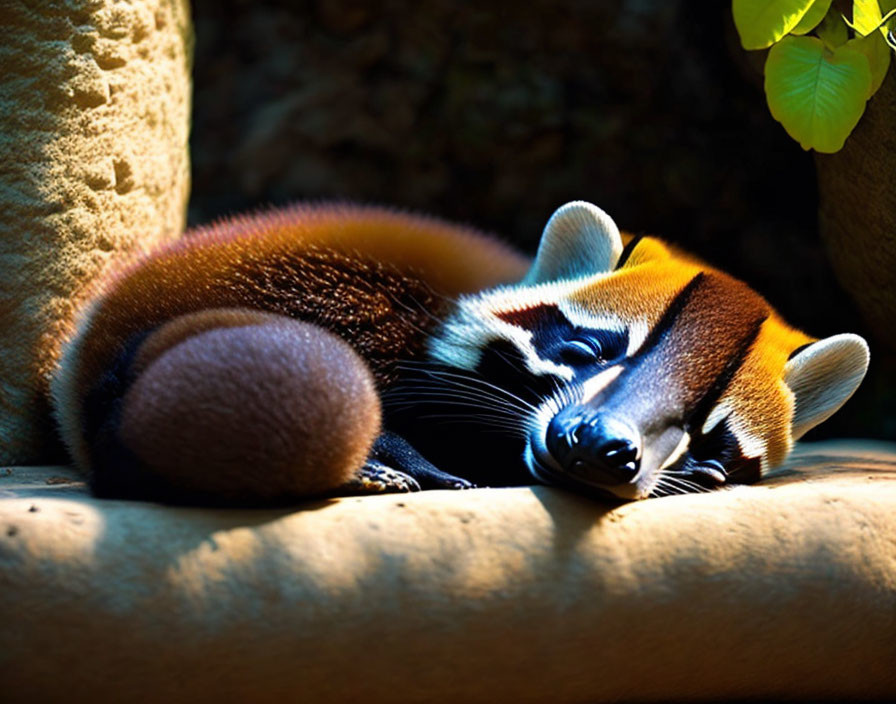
<box><xmin>792</xmin><ymin>0</ymin><xmax>833</xmax><ymax>33</ymax></box>
<box><xmin>733</xmin><ymin>0</ymin><xmax>817</xmax><ymax>49</ymax></box>
<box><xmin>847</xmin><ymin>32</ymin><xmax>892</xmax><ymax>96</ymax></box>
<box><xmin>817</xmin><ymin>9</ymin><xmax>850</xmax><ymax>47</ymax></box>
<box><xmin>764</xmin><ymin>36</ymin><xmax>871</xmax><ymax>152</ymax></box>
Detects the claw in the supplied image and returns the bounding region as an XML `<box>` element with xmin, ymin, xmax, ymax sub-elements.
<box><xmin>452</xmin><ymin>479</ymin><xmax>477</xmax><ymax>490</ymax></box>
<box><xmin>370</xmin><ymin>431</ymin><xmax>474</xmax><ymax>490</ymax></box>
<box><xmin>341</xmin><ymin>460</ymin><xmax>422</xmax><ymax>495</ymax></box>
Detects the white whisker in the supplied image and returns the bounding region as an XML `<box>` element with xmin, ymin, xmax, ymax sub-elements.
<box><xmin>383</xmin><ymin>386</ymin><xmax>532</xmax><ymax>418</ymax></box>
<box><xmin>410</xmin><ymin>367</ymin><xmax>540</xmax><ymax>414</ymax></box>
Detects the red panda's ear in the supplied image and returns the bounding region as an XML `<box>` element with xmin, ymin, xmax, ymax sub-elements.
<box><xmin>523</xmin><ymin>201</ymin><xmax>623</xmax><ymax>285</ymax></box>
<box><xmin>784</xmin><ymin>333</ymin><xmax>870</xmax><ymax>439</ymax></box>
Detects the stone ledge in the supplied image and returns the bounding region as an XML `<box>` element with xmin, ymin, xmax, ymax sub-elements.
<box><xmin>2</xmin><ymin>439</ymin><xmax>895</xmax><ymax>703</ymax></box>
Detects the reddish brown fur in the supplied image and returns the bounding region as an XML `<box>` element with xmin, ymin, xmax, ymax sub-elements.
<box><xmin>614</xmin><ymin>272</ymin><xmax>770</xmax><ymax>417</ymax></box>
<box><xmin>57</xmin><ymin>204</ymin><xmax>528</xmax><ymax>484</ymax></box>
<box><xmin>75</xmin><ymin>204</ymin><xmax>528</xmax><ymax>414</ymax></box>
<box><xmin>54</xmin><ymin>201</ymin><xmax>849</xmax><ymax>500</ymax></box>
<box><xmin>118</xmin><ymin>319</ymin><xmax>380</xmax><ymax>499</ymax></box>
<box><xmin>132</xmin><ymin>308</ymin><xmax>291</xmax><ymax>375</ymax></box>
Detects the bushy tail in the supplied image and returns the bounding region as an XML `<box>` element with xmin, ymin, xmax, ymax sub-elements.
<box><xmin>89</xmin><ymin>309</ymin><xmax>381</xmax><ymax>503</ymax></box>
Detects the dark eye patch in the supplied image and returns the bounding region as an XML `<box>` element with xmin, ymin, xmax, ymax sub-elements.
<box><xmin>495</xmin><ymin>303</ymin><xmax>628</xmax><ymax>375</ymax></box>
<box><xmin>552</xmin><ymin>328</ymin><xmax>628</xmax><ymax>368</ymax></box>
<box><xmin>686</xmin><ymin>416</ymin><xmax>762</xmax><ymax>486</ymax></box>
<box><xmin>474</xmin><ymin>340</ymin><xmax>560</xmax><ymax>406</ymax></box>
<box><xmin>559</xmin><ymin>337</ymin><xmax>604</xmax><ymax>365</ymax></box>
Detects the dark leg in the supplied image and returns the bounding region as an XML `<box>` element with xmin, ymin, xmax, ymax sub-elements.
<box><xmin>369</xmin><ymin>431</ymin><xmax>476</xmax><ymax>490</ymax></box>
<box><xmin>338</xmin><ymin>431</ymin><xmax>476</xmax><ymax>495</ymax></box>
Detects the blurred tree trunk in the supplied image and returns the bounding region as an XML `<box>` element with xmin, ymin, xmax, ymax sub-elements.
<box><xmin>816</xmin><ymin>69</ymin><xmax>896</xmax><ymax>350</ymax></box>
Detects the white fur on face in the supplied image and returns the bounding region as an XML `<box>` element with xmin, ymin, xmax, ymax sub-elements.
<box><xmin>428</xmin><ymin>271</ymin><xmax>650</xmax><ymax>380</ymax></box>
<box><xmin>557</xmin><ymin>301</ymin><xmax>649</xmax><ymax>358</ymax></box>
<box><xmin>429</xmin><ymin>279</ymin><xmax>594</xmax><ymax>379</ymax></box>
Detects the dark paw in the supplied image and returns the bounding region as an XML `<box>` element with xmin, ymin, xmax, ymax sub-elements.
<box><xmin>340</xmin><ymin>460</ymin><xmax>422</xmax><ymax>495</ymax></box>
<box><xmin>441</xmin><ymin>476</ymin><xmax>476</xmax><ymax>490</ymax></box>
<box><xmin>371</xmin><ymin>431</ymin><xmax>477</xmax><ymax>490</ymax></box>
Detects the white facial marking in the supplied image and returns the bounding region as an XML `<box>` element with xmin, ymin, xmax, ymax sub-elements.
<box><xmin>580</xmin><ymin>366</ymin><xmax>623</xmax><ymax>404</ymax></box>
<box><xmin>658</xmin><ymin>431</ymin><xmax>691</xmax><ymax>471</ymax></box>
<box><xmin>728</xmin><ymin>421</ymin><xmax>765</xmax><ymax>461</ymax></box>
<box><xmin>557</xmin><ymin>301</ymin><xmax>648</xmax><ymax>359</ymax></box>
<box><xmin>556</xmin><ymin>302</ymin><xmax>626</xmax><ymax>335</ymax></box>
<box><xmin>702</xmin><ymin>400</ymin><xmax>767</xmax><ymax>471</ymax></box>
<box><xmin>625</xmin><ymin>319</ymin><xmax>650</xmax><ymax>356</ymax></box>
<box><xmin>525</xmin><ymin>383</ymin><xmax>579</xmax><ymax>478</ymax></box>
<box><xmin>716</xmin><ymin>404</ymin><xmax>768</xmax><ymax>472</ymax></box>
<box><xmin>430</xmin><ymin>277</ymin><xmax>626</xmax><ymax>380</ymax></box>
<box><xmin>701</xmin><ymin>400</ymin><xmax>732</xmax><ymax>436</ymax></box>
<box><xmin>712</xmin><ymin>408</ymin><xmax>767</xmax><ymax>472</ymax></box>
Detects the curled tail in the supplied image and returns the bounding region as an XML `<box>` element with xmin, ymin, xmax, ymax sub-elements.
<box><xmin>80</xmin><ymin>309</ymin><xmax>381</xmax><ymax>503</ymax></box>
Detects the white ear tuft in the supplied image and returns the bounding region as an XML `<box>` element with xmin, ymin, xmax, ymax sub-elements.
<box><xmin>784</xmin><ymin>333</ymin><xmax>870</xmax><ymax>439</ymax></box>
<box><xmin>523</xmin><ymin>201</ymin><xmax>624</xmax><ymax>285</ymax></box>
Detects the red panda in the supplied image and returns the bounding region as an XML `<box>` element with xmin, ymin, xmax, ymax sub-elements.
<box><xmin>50</xmin><ymin>201</ymin><xmax>869</xmax><ymax>503</ymax></box>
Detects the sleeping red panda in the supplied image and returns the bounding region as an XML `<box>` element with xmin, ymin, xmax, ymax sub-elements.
<box><xmin>50</xmin><ymin>201</ymin><xmax>869</xmax><ymax>503</ymax></box>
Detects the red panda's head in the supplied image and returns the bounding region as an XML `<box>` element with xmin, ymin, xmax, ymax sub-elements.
<box><xmin>429</xmin><ymin>202</ymin><xmax>869</xmax><ymax>500</ymax></box>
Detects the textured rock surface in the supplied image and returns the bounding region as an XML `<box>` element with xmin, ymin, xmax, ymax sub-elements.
<box><xmin>0</xmin><ymin>0</ymin><xmax>192</xmax><ymax>463</ymax></box>
<box><xmin>2</xmin><ymin>439</ymin><xmax>895</xmax><ymax>703</ymax></box>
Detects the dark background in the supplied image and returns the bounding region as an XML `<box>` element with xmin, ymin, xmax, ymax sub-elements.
<box><xmin>187</xmin><ymin>0</ymin><xmax>894</xmax><ymax>441</ymax></box>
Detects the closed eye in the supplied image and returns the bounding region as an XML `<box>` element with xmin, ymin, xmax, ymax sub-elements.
<box><xmin>559</xmin><ymin>337</ymin><xmax>604</xmax><ymax>365</ymax></box>
<box><xmin>554</xmin><ymin>328</ymin><xmax>628</xmax><ymax>368</ymax></box>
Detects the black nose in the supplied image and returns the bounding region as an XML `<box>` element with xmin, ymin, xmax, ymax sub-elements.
<box><xmin>546</xmin><ymin>409</ymin><xmax>641</xmax><ymax>484</ymax></box>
